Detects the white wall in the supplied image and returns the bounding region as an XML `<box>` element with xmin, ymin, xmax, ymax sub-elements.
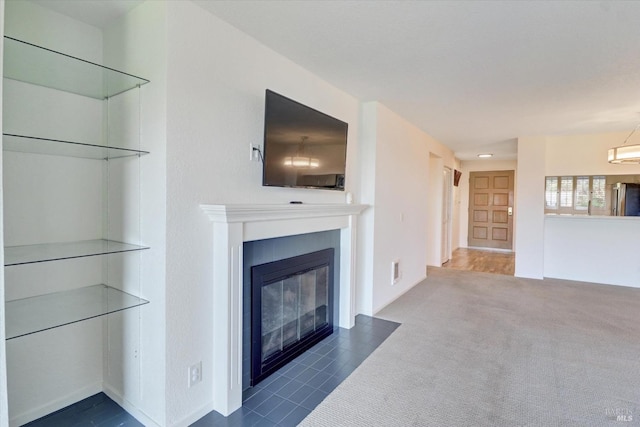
<box><xmin>356</xmin><ymin>103</ymin><xmax>377</xmax><ymax>315</ymax></box>
<box><xmin>103</xmin><ymin>1</ymin><xmax>167</xmax><ymax>425</ymax></box>
<box><xmin>4</xmin><ymin>1</ymin><xmax>101</xmax><ymax>61</ymax></box>
<box><xmin>370</xmin><ymin>102</ymin><xmax>432</xmax><ymax>313</ymax></box>
<box><xmin>426</xmin><ymin>153</ymin><xmax>443</xmax><ymax>266</ymax></box>
<box><xmin>544</xmin><ymin>216</ymin><xmax>640</xmax><ymax>287</ymax></box>
<box><xmin>545</xmin><ymin>131</ymin><xmax>640</xmax><ymax>176</ymax></box>
<box><xmin>3</xmin><ymin>83</ymin><xmax>104</xmax><ymax>247</ymax></box>
<box><xmin>163</xmin><ymin>2</ymin><xmax>360</xmax><ymax>424</ymax></box>
<box><xmin>514</xmin><ymin>137</ymin><xmax>546</xmax><ymax>278</ymax></box>
<box><xmin>458</xmin><ymin>159</ymin><xmax>517</xmax><ymax>249</ymax></box>
<box><xmin>359</xmin><ymin>103</ymin><xmax>455</xmax><ymax>315</ymax></box>
<box><xmin>515</xmin><ymin>131</ymin><xmax>640</xmax><ymax>281</ymax></box>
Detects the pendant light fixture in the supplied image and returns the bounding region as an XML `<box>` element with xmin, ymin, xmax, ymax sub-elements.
<box><xmin>608</xmin><ymin>123</ymin><xmax>640</xmax><ymax>164</ymax></box>
<box><xmin>283</xmin><ymin>136</ymin><xmax>320</xmax><ymax>168</ymax></box>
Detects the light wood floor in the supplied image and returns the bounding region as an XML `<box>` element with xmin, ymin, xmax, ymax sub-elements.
<box><xmin>441</xmin><ymin>247</ymin><xmax>515</xmax><ymax>276</ymax></box>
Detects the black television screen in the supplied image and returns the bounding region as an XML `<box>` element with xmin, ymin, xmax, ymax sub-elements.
<box><xmin>262</xmin><ymin>90</ymin><xmax>348</xmax><ymax>190</ymax></box>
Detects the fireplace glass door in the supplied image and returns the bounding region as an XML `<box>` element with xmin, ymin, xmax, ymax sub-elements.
<box><xmin>251</xmin><ymin>249</ymin><xmax>334</xmax><ymax>385</ymax></box>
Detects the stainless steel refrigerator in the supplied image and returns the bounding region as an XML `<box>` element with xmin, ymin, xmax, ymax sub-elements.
<box><xmin>612</xmin><ymin>183</ymin><xmax>640</xmax><ymax>216</ymax></box>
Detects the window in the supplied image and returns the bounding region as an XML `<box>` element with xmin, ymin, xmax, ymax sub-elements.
<box><xmin>545</xmin><ymin>175</ymin><xmax>609</xmax><ymax>215</ymax></box>
<box><xmin>575</xmin><ymin>176</ymin><xmax>589</xmax><ymax>210</ymax></box>
<box><xmin>545</xmin><ymin>177</ymin><xmax>558</xmax><ymax>209</ymax></box>
<box><xmin>592</xmin><ymin>176</ymin><xmax>606</xmax><ymax>210</ymax></box>
<box><xmin>559</xmin><ymin>176</ymin><xmax>573</xmax><ymax>208</ymax></box>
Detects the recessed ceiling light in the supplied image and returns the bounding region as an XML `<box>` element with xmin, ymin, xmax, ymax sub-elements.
<box><xmin>477</xmin><ymin>153</ymin><xmax>493</xmax><ymax>158</ymax></box>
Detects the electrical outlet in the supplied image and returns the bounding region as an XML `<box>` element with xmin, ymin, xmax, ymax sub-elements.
<box><xmin>188</xmin><ymin>361</ymin><xmax>202</xmax><ymax>388</ymax></box>
<box><xmin>249</xmin><ymin>143</ymin><xmax>261</xmax><ymax>161</ymax></box>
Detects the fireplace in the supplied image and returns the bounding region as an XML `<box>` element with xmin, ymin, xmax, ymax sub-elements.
<box><xmin>200</xmin><ymin>203</ymin><xmax>366</xmax><ymax>415</ymax></box>
<box><xmin>251</xmin><ymin>249</ymin><xmax>334</xmax><ymax>386</ymax></box>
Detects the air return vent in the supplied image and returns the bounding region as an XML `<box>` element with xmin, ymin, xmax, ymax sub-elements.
<box><xmin>392</xmin><ymin>260</ymin><xmax>400</xmax><ymax>285</ymax></box>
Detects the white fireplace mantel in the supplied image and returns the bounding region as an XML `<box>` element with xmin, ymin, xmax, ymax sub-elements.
<box><xmin>200</xmin><ymin>203</ymin><xmax>367</xmax><ymax>416</ymax></box>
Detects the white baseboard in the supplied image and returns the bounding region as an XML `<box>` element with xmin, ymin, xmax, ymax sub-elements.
<box><xmin>10</xmin><ymin>382</ymin><xmax>101</xmax><ymax>427</ymax></box>
<box><xmin>170</xmin><ymin>401</ymin><xmax>215</xmax><ymax>427</ymax></box>
<box><xmin>102</xmin><ymin>384</ymin><xmax>161</xmax><ymax>427</ymax></box>
<box><xmin>372</xmin><ymin>275</ymin><xmax>427</xmax><ymax>315</ymax></box>
<box><xmin>466</xmin><ymin>246</ymin><xmax>514</xmax><ymax>253</ymax></box>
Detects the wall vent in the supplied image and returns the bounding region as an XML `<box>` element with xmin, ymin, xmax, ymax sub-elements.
<box><xmin>391</xmin><ymin>260</ymin><xmax>400</xmax><ymax>285</ymax></box>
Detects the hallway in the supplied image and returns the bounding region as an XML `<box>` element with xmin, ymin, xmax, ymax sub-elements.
<box><xmin>442</xmin><ymin>248</ymin><xmax>515</xmax><ymax>276</ymax></box>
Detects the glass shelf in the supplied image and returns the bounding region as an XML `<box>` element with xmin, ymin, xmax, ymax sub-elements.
<box><xmin>5</xmin><ymin>239</ymin><xmax>149</xmax><ymax>267</ymax></box>
<box><xmin>3</xmin><ymin>133</ymin><xmax>149</xmax><ymax>160</ymax></box>
<box><xmin>5</xmin><ymin>284</ymin><xmax>149</xmax><ymax>340</ymax></box>
<box><xmin>3</xmin><ymin>36</ymin><xmax>149</xmax><ymax>99</ymax></box>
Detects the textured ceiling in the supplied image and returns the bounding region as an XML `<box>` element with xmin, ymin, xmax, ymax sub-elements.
<box><xmin>31</xmin><ymin>0</ymin><xmax>640</xmax><ymax>160</ymax></box>
<box><xmin>195</xmin><ymin>0</ymin><xmax>640</xmax><ymax>160</ymax></box>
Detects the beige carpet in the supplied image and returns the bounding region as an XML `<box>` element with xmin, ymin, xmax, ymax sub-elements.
<box><xmin>301</xmin><ymin>268</ymin><xmax>640</xmax><ymax>426</ymax></box>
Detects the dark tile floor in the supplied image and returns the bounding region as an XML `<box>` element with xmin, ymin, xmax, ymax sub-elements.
<box><xmin>192</xmin><ymin>315</ymin><xmax>400</xmax><ymax>427</ymax></box>
<box><xmin>24</xmin><ymin>315</ymin><xmax>400</xmax><ymax>427</ymax></box>
<box><xmin>24</xmin><ymin>392</ymin><xmax>143</xmax><ymax>427</ymax></box>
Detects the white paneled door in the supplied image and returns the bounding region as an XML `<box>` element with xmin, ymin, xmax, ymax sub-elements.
<box><xmin>468</xmin><ymin>170</ymin><xmax>514</xmax><ymax>250</ymax></box>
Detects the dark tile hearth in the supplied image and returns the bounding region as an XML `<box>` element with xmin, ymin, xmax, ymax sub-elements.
<box><xmin>192</xmin><ymin>314</ymin><xmax>400</xmax><ymax>427</ymax></box>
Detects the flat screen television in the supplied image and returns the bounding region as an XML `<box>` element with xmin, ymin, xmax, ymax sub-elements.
<box><xmin>262</xmin><ymin>90</ymin><xmax>348</xmax><ymax>190</ymax></box>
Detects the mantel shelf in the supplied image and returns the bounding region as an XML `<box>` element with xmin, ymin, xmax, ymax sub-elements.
<box><xmin>200</xmin><ymin>203</ymin><xmax>368</xmax><ymax>224</ymax></box>
<box><xmin>3</xmin><ymin>36</ymin><xmax>149</xmax><ymax>99</ymax></box>
<box><xmin>5</xmin><ymin>284</ymin><xmax>149</xmax><ymax>340</ymax></box>
<box><xmin>5</xmin><ymin>239</ymin><xmax>149</xmax><ymax>267</ymax></box>
<box><xmin>3</xmin><ymin>133</ymin><xmax>149</xmax><ymax>160</ymax></box>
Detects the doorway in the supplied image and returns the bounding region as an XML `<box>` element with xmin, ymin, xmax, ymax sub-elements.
<box><xmin>467</xmin><ymin>170</ymin><xmax>514</xmax><ymax>250</ymax></box>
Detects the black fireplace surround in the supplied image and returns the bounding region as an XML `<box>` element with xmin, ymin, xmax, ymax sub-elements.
<box><xmin>250</xmin><ymin>248</ymin><xmax>334</xmax><ymax>386</ymax></box>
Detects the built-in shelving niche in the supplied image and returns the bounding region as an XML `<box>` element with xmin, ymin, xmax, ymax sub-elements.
<box><xmin>4</xmin><ymin>240</ymin><xmax>150</xmax><ymax>340</ymax></box>
<box><xmin>6</xmin><ymin>284</ymin><xmax>149</xmax><ymax>340</ymax></box>
<box><xmin>2</xmin><ymin>35</ymin><xmax>150</xmax><ymax>343</ymax></box>
<box><xmin>3</xmin><ymin>36</ymin><xmax>149</xmax><ymax>100</ymax></box>
<box><xmin>3</xmin><ymin>133</ymin><xmax>149</xmax><ymax>160</ymax></box>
